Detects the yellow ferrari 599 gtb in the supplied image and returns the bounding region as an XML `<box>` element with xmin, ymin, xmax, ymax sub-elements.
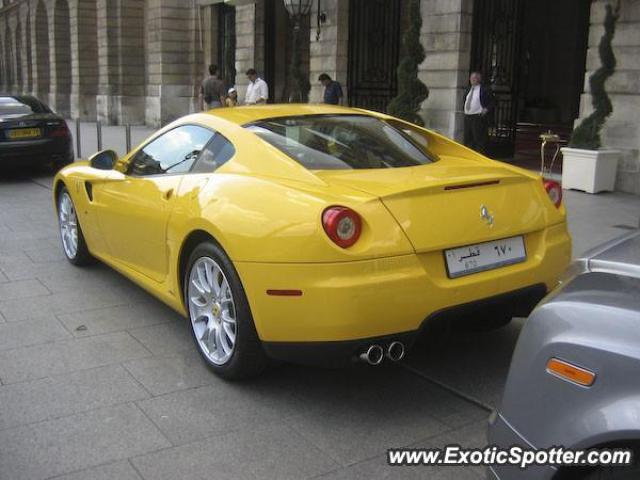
<box><xmin>53</xmin><ymin>105</ymin><xmax>571</xmax><ymax>378</ymax></box>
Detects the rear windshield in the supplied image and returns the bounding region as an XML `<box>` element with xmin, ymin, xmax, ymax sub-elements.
<box><xmin>0</xmin><ymin>96</ymin><xmax>51</xmax><ymax>116</ymax></box>
<box><xmin>246</xmin><ymin>115</ymin><xmax>436</xmax><ymax>170</ymax></box>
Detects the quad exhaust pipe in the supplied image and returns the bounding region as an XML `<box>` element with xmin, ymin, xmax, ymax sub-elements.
<box><xmin>359</xmin><ymin>341</ymin><xmax>405</xmax><ymax>365</ymax></box>
<box><xmin>386</xmin><ymin>341</ymin><xmax>405</xmax><ymax>362</ymax></box>
<box><xmin>360</xmin><ymin>345</ymin><xmax>384</xmax><ymax>365</ymax></box>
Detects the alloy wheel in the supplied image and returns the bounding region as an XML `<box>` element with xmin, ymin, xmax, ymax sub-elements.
<box><xmin>58</xmin><ymin>192</ymin><xmax>78</xmax><ymax>259</ymax></box>
<box><xmin>187</xmin><ymin>257</ymin><xmax>238</xmax><ymax>365</ymax></box>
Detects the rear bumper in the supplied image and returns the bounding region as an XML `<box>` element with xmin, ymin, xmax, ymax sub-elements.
<box><xmin>487</xmin><ymin>412</ymin><xmax>556</xmax><ymax>480</ymax></box>
<box><xmin>264</xmin><ymin>284</ymin><xmax>546</xmax><ymax>367</ymax></box>
<box><xmin>0</xmin><ymin>137</ymin><xmax>73</xmax><ymax>167</ymax></box>
<box><xmin>236</xmin><ymin>222</ymin><xmax>571</xmax><ymax>344</ymax></box>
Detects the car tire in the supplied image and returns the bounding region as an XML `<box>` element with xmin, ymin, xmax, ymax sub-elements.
<box><xmin>57</xmin><ymin>186</ymin><xmax>94</xmax><ymax>266</ymax></box>
<box><xmin>185</xmin><ymin>241</ymin><xmax>268</xmax><ymax>380</ymax></box>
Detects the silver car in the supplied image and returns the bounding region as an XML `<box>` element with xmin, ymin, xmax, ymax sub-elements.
<box><xmin>488</xmin><ymin>230</ymin><xmax>640</xmax><ymax>479</ymax></box>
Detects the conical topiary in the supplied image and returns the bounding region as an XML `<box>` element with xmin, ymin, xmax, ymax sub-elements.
<box><xmin>387</xmin><ymin>0</ymin><xmax>429</xmax><ymax>125</ymax></box>
<box><xmin>569</xmin><ymin>2</ymin><xmax>620</xmax><ymax>149</ymax></box>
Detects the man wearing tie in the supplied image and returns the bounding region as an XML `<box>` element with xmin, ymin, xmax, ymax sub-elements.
<box><xmin>463</xmin><ymin>72</ymin><xmax>495</xmax><ymax>155</ymax></box>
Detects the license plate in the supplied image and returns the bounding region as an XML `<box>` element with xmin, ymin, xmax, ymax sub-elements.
<box><xmin>445</xmin><ymin>236</ymin><xmax>526</xmax><ymax>278</ymax></box>
<box><xmin>7</xmin><ymin>128</ymin><xmax>41</xmax><ymax>139</ymax></box>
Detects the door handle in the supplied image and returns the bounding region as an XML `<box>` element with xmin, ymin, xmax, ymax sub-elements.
<box><xmin>162</xmin><ymin>188</ymin><xmax>174</xmax><ymax>200</ymax></box>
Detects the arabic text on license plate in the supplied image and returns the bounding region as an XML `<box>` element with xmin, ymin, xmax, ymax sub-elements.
<box><xmin>445</xmin><ymin>236</ymin><xmax>526</xmax><ymax>278</ymax></box>
<box><xmin>8</xmin><ymin>128</ymin><xmax>41</xmax><ymax>139</ymax></box>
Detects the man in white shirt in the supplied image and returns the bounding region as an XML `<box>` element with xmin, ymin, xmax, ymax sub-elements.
<box><xmin>244</xmin><ymin>68</ymin><xmax>269</xmax><ymax>105</ymax></box>
<box><xmin>463</xmin><ymin>71</ymin><xmax>494</xmax><ymax>155</ymax></box>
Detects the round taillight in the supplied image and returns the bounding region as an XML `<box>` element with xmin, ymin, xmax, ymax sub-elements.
<box><xmin>322</xmin><ymin>206</ymin><xmax>362</xmax><ymax>248</ymax></box>
<box><xmin>543</xmin><ymin>179</ymin><xmax>562</xmax><ymax>208</ymax></box>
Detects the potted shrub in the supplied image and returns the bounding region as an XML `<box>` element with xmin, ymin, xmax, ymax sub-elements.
<box><xmin>387</xmin><ymin>0</ymin><xmax>429</xmax><ymax>125</ymax></box>
<box><xmin>561</xmin><ymin>2</ymin><xmax>620</xmax><ymax>193</ymax></box>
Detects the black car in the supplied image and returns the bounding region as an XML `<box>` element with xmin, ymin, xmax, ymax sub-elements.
<box><xmin>0</xmin><ymin>95</ymin><xmax>74</xmax><ymax>171</ymax></box>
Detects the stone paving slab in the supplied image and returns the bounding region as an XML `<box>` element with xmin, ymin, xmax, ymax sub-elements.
<box><xmin>131</xmin><ymin>424</ymin><xmax>340</xmax><ymax>480</ymax></box>
<box><xmin>0</xmin><ymin>331</ymin><xmax>151</xmax><ymax>384</ymax></box>
<box><xmin>0</xmin><ymin>315</ymin><xmax>71</xmax><ymax>352</ymax></box>
<box><xmin>57</xmin><ymin>301</ymin><xmax>180</xmax><ymax>338</ymax></box>
<box><xmin>0</xmin><ymin>403</ymin><xmax>171</xmax><ymax>480</ymax></box>
<box><xmin>0</xmin><ymin>279</ymin><xmax>50</xmax><ymax>301</ymax></box>
<box><xmin>49</xmin><ymin>461</ymin><xmax>144</xmax><ymax>480</ymax></box>
<box><xmin>0</xmin><ymin>283</ymin><xmax>149</xmax><ymax>321</ymax></box>
<box><xmin>127</xmin><ymin>320</ymin><xmax>195</xmax><ymax>355</ymax></box>
<box><xmin>122</xmin><ymin>349</ymin><xmax>220</xmax><ymax>396</ymax></box>
<box><xmin>0</xmin><ymin>365</ymin><xmax>149</xmax><ymax>430</ymax></box>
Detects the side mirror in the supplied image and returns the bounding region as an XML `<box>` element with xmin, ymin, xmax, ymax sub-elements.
<box><xmin>89</xmin><ymin>150</ymin><xmax>118</xmax><ymax>170</ymax></box>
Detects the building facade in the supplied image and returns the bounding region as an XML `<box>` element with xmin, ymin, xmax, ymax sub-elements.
<box><xmin>0</xmin><ymin>0</ymin><xmax>639</xmax><ymax>194</ymax></box>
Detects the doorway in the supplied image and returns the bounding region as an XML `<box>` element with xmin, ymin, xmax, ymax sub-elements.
<box><xmin>217</xmin><ymin>4</ymin><xmax>236</xmax><ymax>90</ymax></box>
<box><xmin>470</xmin><ymin>0</ymin><xmax>591</xmax><ymax>166</ymax></box>
<box><xmin>347</xmin><ymin>0</ymin><xmax>402</xmax><ymax>112</ymax></box>
<box><xmin>263</xmin><ymin>0</ymin><xmax>310</xmax><ymax>103</ymax></box>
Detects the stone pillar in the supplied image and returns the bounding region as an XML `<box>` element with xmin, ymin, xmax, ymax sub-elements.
<box><xmin>0</xmin><ymin>21</ymin><xmax>6</xmax><ymax>92</ymax></box>
<box><xmin>7</xmin><ymin>13</ymin><xmax>20</xmax><ymax>93</ymax></box>
<box><xmin>2</xmin><ymin>20</ymin><xmax>17</xmax><ymax>92</ymax></box>
<box><xmin>233</xmin><ymin>3</ymin><xmax>257</xmax><ymax>102</ymax></box>
<box><xmin>577</xmin><ymin>0</ymin><xmax>640</xmax><ymax>194</ymax></box>
<box><xmin>49</xmin><ymin>0</ymin><xmax>71</xmax><ymax>117</ymax></box>
<box><xmin>69</xmin><ymin>0</ymin><xmax>98</xmax><ymax>120</ymax></box>
<box><xmin>18</xmin><ymin>3</ymin><xmax>31</xmax><ymax>93</ymax></box>
<box><xmin>308</xmin><ymin>0</ymin><xmax>348</xmax><ymax>104</ymax></box>
<box><xmin>201</xmin><ymin>5</ymin><xmax>219</xmax><ymax>69</ymax></box>
<box><xmin>419</xmin><ymin>0</ymin><xmax>473</xmax><ymax>142</ymax></box>
<box><xmin>3</xmin><ymin>21</ymin><xmax>12</xmax><ymax>92</ymax></box>
<box><xmin>144</xmin><ymin>0</ymin><xmax>201</xmax><ymax>127</ymax></box>
<box><xmin>33</xmin><ymin>1</ymin><xmax>51</xmax><ymax>105</ymax></box>
<box><xmin>96</xmin><ymin>0</ymin><xmax>146</xmax><ymax>125</ymax></box>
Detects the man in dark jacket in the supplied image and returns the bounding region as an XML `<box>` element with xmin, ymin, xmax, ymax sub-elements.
<box><xmin>463</xmin><ymin>72</ymin><xmax>495</xmax><ymax>155</ymax></box>
<box><xmin>318</xmin><ymin>73</ymin><xmax>343</xmax><ymax>105</ymax></box>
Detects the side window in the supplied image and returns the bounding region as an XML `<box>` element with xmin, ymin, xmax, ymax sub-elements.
<box><xmin>129</xmin><ymin>125</ymin><xmax>214</xmax><ymax>176</ymax></box>
<box><xmin>191</xmin><ymin>133</ymin><xmax>236</xmax><ymax>173</ymax></box>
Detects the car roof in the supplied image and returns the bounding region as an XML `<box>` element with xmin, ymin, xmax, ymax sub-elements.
<box><xmin>0</xmin><ymin>95</ymin><xmax>41</xmax><ymax>103</ymax></box>
<box><xmin>202</xmin><ymin>104</ymin><xmax>380</xmax><ymax>125</ymax></box>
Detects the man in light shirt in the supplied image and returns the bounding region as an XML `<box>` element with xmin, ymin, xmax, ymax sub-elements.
<box><xmin>463</xmin><ymin>71</ymin><xmax>494</xmax><ymax>155</ymax></box>
<box><xmin>244</xmin><ymin>68</ymin><xmax>269</xmax><ymax>105</ymax></box>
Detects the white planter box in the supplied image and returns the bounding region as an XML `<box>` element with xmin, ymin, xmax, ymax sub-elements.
<box><xmin>560</xmin><ymin>148</ymin><xmax>620</xmax><ymax>194</ymax></box>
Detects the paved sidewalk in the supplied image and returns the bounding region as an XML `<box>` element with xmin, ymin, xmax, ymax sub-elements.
<box><xmin>0</xmin><ymin>170</ymin><xmax>638</xmax><ymax>479</ymax></box>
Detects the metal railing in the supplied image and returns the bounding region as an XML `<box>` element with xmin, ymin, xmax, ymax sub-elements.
<box><xmin>70</xmin><ymin>119</ymin><xmax>144</xmax><ymax>160</ymax></box>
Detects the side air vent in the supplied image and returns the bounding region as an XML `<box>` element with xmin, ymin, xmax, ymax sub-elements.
<box><xmin>85</xmin><ymin>182</ymin><xmax>93</xmax><ymax>201</ymax></box>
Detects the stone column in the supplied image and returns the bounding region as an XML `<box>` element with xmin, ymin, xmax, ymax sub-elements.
<box><xmin>96</xmin><ymin>0</ymin><xmax>146</xmax><ymax>125</ymax></box>
<box><xmin>577</xmin><ymin>0</ymin><xmax>640</xmax><ymax>194</ymax></box>
<box><xmin>234</xmin><ymin>3</ymin><xmax>257</xmax><ymax>102</ymax></box>
<box><xmin>419</xmin><ymin>0</ymin><xmax>473</xmax><ymax>142</ymax></box>
<box><xmin>28</xmin><ymin>0</ymin><xmax>45</xmax><ymax>100</ymax></box>
<box><xmin>201</xmin><ymin>5</ymin><xmax>219</xmax><ymax>69</ymax></box>
<box><xmin>144</xmin><ymin>0</ymin><xmax>201</xmax><ymax>127</ymax></box>
<box><xmin>308</xmin><ymin>0</ymin><xmax>349</xmax><ymax>104</ymax></box>
<box><xmin>48</xmin><ymin>0</ymin><xmax>71</xmax><ymax>118</ymax></box>
<box><xmin>8</xmin><ymin>12</ymin><xmax>20</xmax><ymax>93</ymax></box>
<box><xmin>69</xmin><ymin>0</ymin><xmax>98</xmax><ymax>120</ymax></box>
<box><xmin>5</xmin><ymin>16</ymin><xmax>17</xmax><ymax>93</ymax></box>
<box><xmin>0</xmin><ymin>21</ymin><xmax>6</xmax><ymax>92</ymax></box>
<box><xmin>18</xmin><ymin>3</ymin><xmax>31</xmax><ymax>93</ymax></box>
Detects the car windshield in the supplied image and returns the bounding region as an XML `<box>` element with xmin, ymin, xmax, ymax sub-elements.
<box><xmin>246</xmin><ymin>114</ymin><xmax>436</xmax><ymax>170</ymax></box>
<box><xmin>0</xmin><ymin>96</ymin><xmax>50</xmax><ymax>116</ymax></box>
